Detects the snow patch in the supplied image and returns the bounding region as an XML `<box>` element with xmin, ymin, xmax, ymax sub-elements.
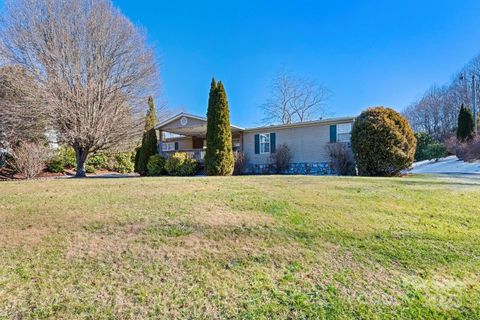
<box><xmin>410</xmin><ymin>156</ymin><xmax>480</xmax><ymax>175</ymax></box>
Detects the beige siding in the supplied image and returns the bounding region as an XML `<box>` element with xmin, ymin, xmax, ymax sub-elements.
<box><xmin>164</xmin><ymin>137</ymin><xmax>193</xmax><ymax>150</ymax></box>
<box><xmin>243</xmin><ymin>121</ymin><xmax>353</xmax><ymax>165</ymax></box>
<box><xmin>177</xmin><ymin>138</ymin><xmax>193</xmax><ymax>150</ymax></box>
<box><xmin>161</xmin><ymin>117</ymin><xmax>205</xmax><ymax>132</ymax></box>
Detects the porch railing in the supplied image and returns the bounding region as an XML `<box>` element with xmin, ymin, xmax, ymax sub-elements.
<box><xmin>161</xmin><ymin>148</ymin><xmax>206</xmax><ymax>162</ymax></box>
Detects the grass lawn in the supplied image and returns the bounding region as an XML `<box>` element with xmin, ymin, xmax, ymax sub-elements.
<box><xmin>1</xmin><ymin>175</ymin><xmax>480</xmax><ymax>319</ymax></box>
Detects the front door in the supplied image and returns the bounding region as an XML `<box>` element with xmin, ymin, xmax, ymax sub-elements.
<box><xmin>192</xmin><ymin>136</ymin><xmax>204</xmax><ymax>149</ymax></box>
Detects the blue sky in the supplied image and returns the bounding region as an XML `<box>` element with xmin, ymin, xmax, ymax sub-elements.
<box><xmin>112</xmin><ymin>0</ymin><xmax>480</xmax><ymax>127</ymax></box>
<box><xmin>7</xmin><ymin>0</ymin><xmax>480</xmax><ymax>127</ymax></box>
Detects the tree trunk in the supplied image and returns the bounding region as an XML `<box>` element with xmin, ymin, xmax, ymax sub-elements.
<box><xmin>74</xmin><ymin>147</ymin><xmax>89</xmax><ymax>178</ymax></box>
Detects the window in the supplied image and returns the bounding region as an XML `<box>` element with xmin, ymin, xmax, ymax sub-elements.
<box><xmin>162</xmin><ymin>142</ymin><xmax>175</xmax><ymax>151</ymax></box>
<box><xmin>337</xmin><ymin>123</ymin><xmax>352</xmax><ymax>142</ymax></box>
<box><xmin>233</xmin><ymin>141</ymin><xmax>241</xmax><ymax>152</ymax></box>
<box><xmin>259</xmin><ymin>133</ymin><xmax>270</xmax><ymax>154</ymax></box>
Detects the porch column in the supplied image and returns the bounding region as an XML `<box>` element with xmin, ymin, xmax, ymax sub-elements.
<box><xmin>157</xmin><ymin>130</ymin><xmax>163</xmax><ymax>154</ymax></box>
<box><xmin>240</xmin><ymin>131</ymin><xmax>244</xmax><ymax>152</ymax></box>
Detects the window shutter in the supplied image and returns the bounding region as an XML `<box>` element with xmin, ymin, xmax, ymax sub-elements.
<box><xmin>254</xmin><ymin>134</ymin><xmax>259</xmax><ymax>154</ymax></box>
<box><xmin>270</xmin><ymin>133</ymin><xmax>276</xmax><ymax>153</ymax></box>
<box><xmin>329</xmin><ymin>125</ymin><xmax>337</xmax><ymax>143</ymax></box>
<box><xmin>174</xmin><ymin>142</ymin><xmax>179</xmax><ymax>150</ymax></box>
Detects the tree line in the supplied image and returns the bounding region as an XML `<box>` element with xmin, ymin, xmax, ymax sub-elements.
<box><xmin>403</xmin><ymin>54</ymin><xmax>480</xmax><ymax>141</ymax></box>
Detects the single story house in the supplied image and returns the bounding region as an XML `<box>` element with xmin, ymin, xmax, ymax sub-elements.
<box><xmin>154</xmin><ymin>113</ymin><xmax>355</xmax><ymax>174</ymax></box>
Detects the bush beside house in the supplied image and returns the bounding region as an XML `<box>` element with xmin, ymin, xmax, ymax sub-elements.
<box><xmin>351</xmin><ymin>107</ymin><xmax>416</xmax><ymax>176</ymax></box>
<box><xmin>147</xmin><ymin>155</ymin><xmax>166</xmax><ymax>176</ymax></box>
<box><xmin>164</xmin><ymin>153</ymin><xmax>198</xmax><ymax>176</ymax></box>
<box><xmin>326</xmin><ymin>142</ymin><xmax>355</xmax><ymax>176</ymax></box>
<box><xmin>269</xmin><ymin>144</ymin><xmax>292</xmax><ymax>173</ymax></box>
<box><xmin>111</xmin><ymin>153</ymin><xmax>135</xmax><ymax>173</ymax></box>
<box><xmin>233</xmin><ymin>152</ymin><xmax>248</xmax><ymax>175</ymax></box>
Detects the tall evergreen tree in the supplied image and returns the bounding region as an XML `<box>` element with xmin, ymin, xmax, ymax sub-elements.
<box><xmin>144</xmin><ymin>96</ymin><xmax>157</xmax><ymax>131</ymax></box>
<box><xmin>205</xmin><ymin>79</ymin><xmax>234</xmax><ymax>176</ymax></box>
<box><xmin>135</xmin><ymin>96</ymin><xmax>158</xmax><ymax>175</ymax></box>
<box><xmin>457</xmin><ymin>104</ymin><xmax>475</xmax><ymax>142</ymax></box>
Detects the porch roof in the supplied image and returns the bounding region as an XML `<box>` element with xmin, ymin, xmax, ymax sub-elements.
<box><xmin>155</xmin><ymin>112</ymin><xmax>244</xmax><ymax>137</ymax></box>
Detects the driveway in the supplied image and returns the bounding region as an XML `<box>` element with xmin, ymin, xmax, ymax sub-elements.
<box><xmin>409</xmin><ymin>156</ymin><xmax>480</xmax><ymax>176</ymax></box>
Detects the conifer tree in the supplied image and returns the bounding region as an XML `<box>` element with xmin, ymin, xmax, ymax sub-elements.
<box><xmin>135</xmin><ymin>96</ymin><xmax>158</xmax><ymax>175</ymax></box>
<box><xmin>205</xmin><ymin>79</ymin><xmax>234</xmax><ymax>176</ymax></box>
<box><xmin>457</xmin><ymin>104</ymin><xmax>475</xmax><ymax>142</ymax></box>
<box><xmin>144</xmin><ymin>96</ymin><xmax>157</xmax><ymax>131</ymax></box>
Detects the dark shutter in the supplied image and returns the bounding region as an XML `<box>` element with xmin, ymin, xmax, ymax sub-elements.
<box><xmin>270</xmin><ymin>133</ymin><xmax>276</xmax><ymax>153</ymax></box>
<box><xmin>254</xmin><ymin>134</ymin><xmax>260</xmax><ymax>154</ymax></box>
<box><xmin>174</xmin><ymin>142</ymin><xmax>179</xmax><ymax>150</ymax></box>
<box><xmin>329</xmin><ymin>125</ymin><xmax>337</xmax><ymax>143</ymax></box>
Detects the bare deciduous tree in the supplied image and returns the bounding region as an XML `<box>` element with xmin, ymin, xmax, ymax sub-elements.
<box><xmin>404</xmin><ymin>53</ymin><xmax>480</xmax><ymax>141</ymax></box>
<box><xmin>0</xmin><ymin>66</ymin><xmax>46</xmax><ymax>147</ymax></box>
<box><xmin>0</xmin><ymin>0</ymin><xmax>158</xmax><ymax>177</ymax></box>
<box><xmin>8</xmin><ymin>142</ymin><xmax>50</xmax><ymax>179</ymax></box>
<box><xmin>262</xmin><ymin>70</ymin><xmax>330</xmax><ymax>125</ymax></box>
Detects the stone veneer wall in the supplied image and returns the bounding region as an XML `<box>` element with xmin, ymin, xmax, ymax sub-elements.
<box><xmin>247</xmin><ymin>162</ymin><xmax>335</xmax><ymax>175</ymax></box>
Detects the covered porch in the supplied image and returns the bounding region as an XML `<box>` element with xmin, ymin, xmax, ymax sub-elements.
<box><xmin>154</xmin><ymin>113</ymin><xmax>244</xmax><ymax>163</ymax></box>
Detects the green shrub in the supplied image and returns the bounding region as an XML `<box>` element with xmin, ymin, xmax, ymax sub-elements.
<box><xmin>414</xmin><ymin>132</ymin><xmax>448</xmax><ymax>161</ymax></box>
<box><xmin>58</xmin><ymin>146</ymin><xmax>76</xmax><ymax>169</ymax></box>
<box><xmin>414</xmin><ymin>132</ymin><xmax>434</xmax><ymax>161</ymax></box>
<box><xmin>164</xmin><ymin>153</ymin><xmax>198</xmax><ymax>176</ymax></box>
<box><xmin>424</xmin><ymin>143</ymin><xmax>448</xmax><ymax>161</ymax></box>
<box><xmin>46</xmin><ymin>146</ymin><xmax>76</xmax><ymax>173</ymax></box>
<box><xmin>85</xmin><ymin>164</ymin><xmax>96</xmax><ymax>174</ymax></box>
<box><xmin>86</xmin><ymin>154</ymin><xmax>109</xmax><ymax>170</ymax></box>
<box><xmin>112</xmin><ymin>152</ymin><xmax>134</xmax><ymax>173</ymax></box>
<box><xmin>351</xmin><ymin>107</ymin><xmax>416</xmax><ymax>176</ymax></box>
<box><xmin>46</xmin><ymin>156</ymin><xmax>65</xmax><ymax>173</ymax></box>
<box><xmin>147</xmin><ymin>154</ymin><xmax>166</xmax><ymax>176</ymax></box>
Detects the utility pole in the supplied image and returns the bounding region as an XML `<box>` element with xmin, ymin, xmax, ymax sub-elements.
<box><xmin>473</xmin><ymin>75</ymin><xmax>477</xmax><ymax>132</ymax></box>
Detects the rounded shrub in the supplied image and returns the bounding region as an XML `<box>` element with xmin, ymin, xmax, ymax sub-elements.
<box><xmin>86</xmin><ymin>154</ymin><xmax>109</xmax><ymax>170</ymax></box>
<box><xmin>351</xmin><ymin>107</ymin><xmax>416</xmax><ymax>176</ymax></box>
<box><xmin>46</xmin><ymin>156</ymin><xmax>65</xmax><ymax>173</ymax></box>
<box><xmin>57</xmin><ymin>146</ymin><xmax>76</xmax><ymax>169</ymax></box>
<box><xmin>164</xmin><ymin>153</ymin><xmax>198</xmax><ymax>176</ymax></box>
<box><xmin>147</xmin><ymin>154</ymin><xmax>166</xmax><ymax>176</ymax></box>
<box><xmin>414</xmin><ymin>132</ymin><xmax>434</xmax><ymax>161</ymax></box>
<box><xmin>46</xmin><ymin>146</ymin><xmax>76</xmax><ymax>173</ymax></box>
<box><xmin>85</xmin><ymin>164</ymin><xmax>96</xmax><ymax>174</ymax></box>
<box><xmin>112</xmin><ymin>152</ymin><xmax>135</xmax><ymax>173</ymax></box>
<box><xmin>424</xmin><ymin>143</ymin><xmax>447</xmax><ymax>161</ymax></box>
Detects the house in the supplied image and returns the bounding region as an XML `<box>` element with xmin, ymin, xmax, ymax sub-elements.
<box><xmin>154</xmin><ymin>113</ymin><xmax>355</xmax><ymax>174</ymax></box>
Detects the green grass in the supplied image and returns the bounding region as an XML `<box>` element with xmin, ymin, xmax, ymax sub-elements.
<box><xmin>1</xmin><ymin>175</ymin><xmax>480</xmax><ymax>319</ymax></box>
